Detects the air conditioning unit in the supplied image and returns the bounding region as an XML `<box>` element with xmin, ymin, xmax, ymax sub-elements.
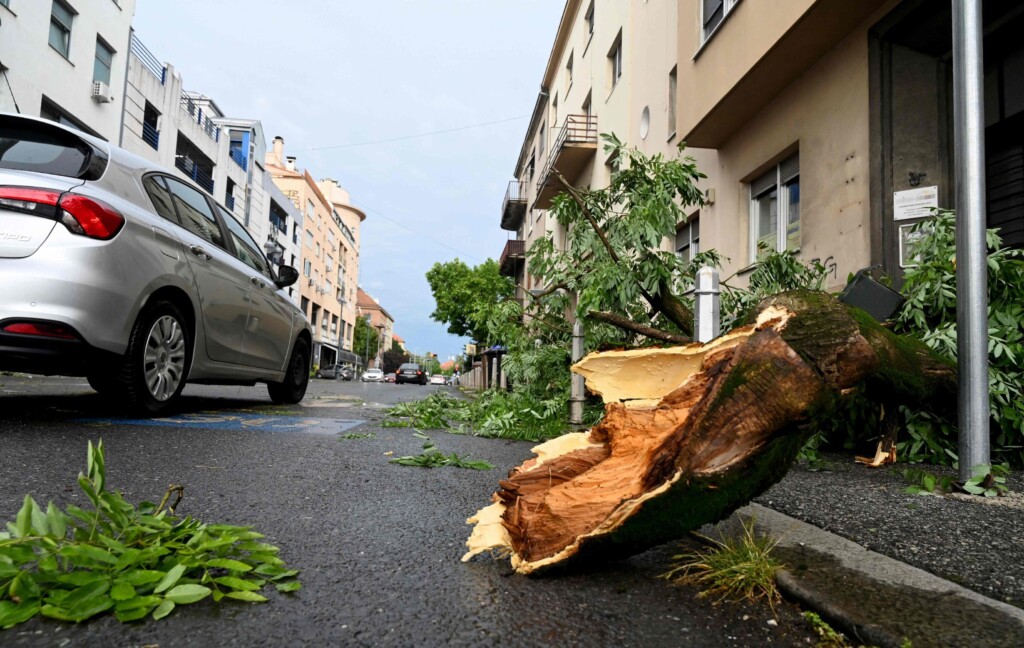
<box><xmin>307</xmin><ymin>278</ymin><xmax>314</xmax><ymax>287</ymax></box>
<box><xmin>91</xmin><ymin>81</ymin><xmax>113</xmax><ymax>104</ymax></box>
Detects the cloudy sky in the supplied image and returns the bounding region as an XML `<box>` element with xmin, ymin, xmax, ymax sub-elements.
<box><xmin>132</xmin><ymin>0</ymin><xmax>563</xmax><ymax>360</ymax></box>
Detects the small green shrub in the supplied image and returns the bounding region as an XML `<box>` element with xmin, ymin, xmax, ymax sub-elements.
<box><xmin>662</xmin><ymin>517</ymin><xmax>782</xmax><ymax>612</ymax></box>
<box><xmin>0</xmin><ymin>441</ymin><xmax>299</xmax><ymax>629</ymax></box>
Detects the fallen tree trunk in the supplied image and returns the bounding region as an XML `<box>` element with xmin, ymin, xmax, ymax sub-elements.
<box><xmin>463</xmin><ymin>291</ymin><xmax>956</xmax><ymax>575</ymax></box>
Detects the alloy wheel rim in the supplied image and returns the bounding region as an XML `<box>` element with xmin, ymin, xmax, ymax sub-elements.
<box><xmin>144</xmin><ymin>315</ymin><xmax>186</xmax><ymax>401</ymax></box>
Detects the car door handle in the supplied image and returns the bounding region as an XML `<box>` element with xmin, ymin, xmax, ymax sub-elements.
<box><xmin>189</xmin><ymin>245</ymin><xmax>211</xmax><ymax>260</ymax></box>
<box><xmin>250</xmin><ymin>276</ymin><xmax>265</xmax><ymax>288</ymax></box>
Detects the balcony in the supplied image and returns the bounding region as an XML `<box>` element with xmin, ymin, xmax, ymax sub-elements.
<box><xmin>229</xmin><ymin>146</ymin><xmax>248</xmax><ymax>171</ymax></box>
<box><xmin>225</xmin><ymin>193</ymin><xmax>235</xmax><ymax>211</ymax></box>
<box><xmin>130</xmin><ymin>34</ymin><xmax>166</xmax><ymax>84</ymax></box>
<box><xmin>500</xmin><ymin>180</ymin><xmax>527</xmax><ymax>231</ymax></box>
<box><xmin>175</xmin><ymin>155</ymin><xmax>214</xmax><ymax>193</ymax></box>
<box><xmin>535</xmin><ymin>114</ymin><xmax>598</xmax><ymax>210</ymax></box>
<box><xmin>179</xmin><ymin>95</ymin><xmax>220</xmax><ymax>143</ymax></box>
<box><xmin>498</xmin><ymin>239</ymin><xmax>526</xmax><ymax>277</ymax></box>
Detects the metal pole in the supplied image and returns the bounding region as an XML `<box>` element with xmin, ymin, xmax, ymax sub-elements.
<box><xmin>953</xmin><ymin>0</ymin><xmax>990</xmax><ymax>482</ymax></box>
<box><xmin>569</xmin><ymin>320</ymin><xmax>585</xmax><ymax>427</ymax></box>
<box><xmin>694</xmin><ymin>266</ymin><xmax>721</xmax><ymax>344</ymax></box>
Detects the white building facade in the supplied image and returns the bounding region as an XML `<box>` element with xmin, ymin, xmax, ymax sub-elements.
<box><xmin>0</xmin><ymin>0</ymin><xmax>136</xmax><ymax>141</ymax></box>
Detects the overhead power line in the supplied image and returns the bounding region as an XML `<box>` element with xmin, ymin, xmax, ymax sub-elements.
<box><xmin>298</xmin><ymin>115</ymin><xmax>530</xmax><ymax>152</ymax></box>
<box><xmin>357</xmin><ymin>202</ymin><xmax>486</xmax><ymax>263</ymax></box>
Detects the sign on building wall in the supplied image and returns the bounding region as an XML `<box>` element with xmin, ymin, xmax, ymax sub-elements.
<box><xmin>893</xmin><ymin>186</ymin><xmax>939</xmax><ymax>221</ymax></box>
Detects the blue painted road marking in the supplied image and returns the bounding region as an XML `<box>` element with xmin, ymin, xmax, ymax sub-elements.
<box><xmin>75</xmin><ymin>412</ymin><xmax>365</xmax><ymax>435</ymax></box>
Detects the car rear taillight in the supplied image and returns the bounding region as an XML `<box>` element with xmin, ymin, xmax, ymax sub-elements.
<box><xmin>0</xmin><ymin>186</ymin><xmax>123</xmax><ymax>240</ymax></box>
<box><xmin>2</xmin><ymin>321</ymin><xmax>77</xmax><ymax>339</ymax></box>
<box><xmin>57</xmin><ymin>194</ymin><xmax>124</xmax><ymax>240</ymax></box>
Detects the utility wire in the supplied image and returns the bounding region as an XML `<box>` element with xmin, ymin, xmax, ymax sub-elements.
<box><xmin>0</xmin><ymin>62</ymin><xmax>21</xmax><ymax>114</ymax></box>
<box><xmin>298</xmin><ymin>115</ymin><xmax>529</xmax><ymax>152</ymax></box>
<box><xmin>356</xmin><ymin>201</ymin><xmax>486</xmax><ymax>263</ymax></box>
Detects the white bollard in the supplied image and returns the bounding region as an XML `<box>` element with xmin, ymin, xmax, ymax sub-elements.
<box><xmin>570</xmin><ymin>320</ymin><xmax>585</xmax><ymax>427</ymax></box>
<box><xmin>694</xmin><ymin>266</ymin><xmax>721</xmax><ymax>344</ymax></box>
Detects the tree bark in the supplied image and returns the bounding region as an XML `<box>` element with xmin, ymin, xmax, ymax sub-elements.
<box><xmin>463</xmin><ymin>291</ymin><xmax>956</xmax><ymax>574</ymax></box>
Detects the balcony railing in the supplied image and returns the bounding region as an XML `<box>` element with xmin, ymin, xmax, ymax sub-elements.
<box><xmin>270</xmin><ymin>210</ymin><xmax>288</xmax><ymax>234</ymax></box>
<box><xmin>141</xmin><ymin>122</ymin><xmax>159</xmax><ymax>150</ymax></box>
<box><xmin>130</xmin><ymin>34</ymin><xmax>166</xmax><ymax>84</ymax></box>
<box><xmin>225</xmin><ymin>194</ymin><xmax>235</xmax><ymax>211</ymax></box>
<box><xmin>500</xmin><ymin>180</ymin><xmax>527</xmax><ymax>231</ymax></box>
<box><xmin>229</xmin><ymin>146</ymin><xmax>248</xmax><ymax>171</ymax></box>
<box><xmin>174</xmin><ymin>156</ymin><xmax>215</xmax><ymax>194</ymax></box>
<box><xmin>536</xmin><ymin>114</ymin><xmax>598</xmax><ymax>209</ymax></box>
<box><xmin>498</xmin><ymin>239</ymin><xmax>526</xmax><ymax>277</ymax></box>
<box><xmin>179</xmin><ymin>95</ymin><xmax>220</xmax><ymax>142</ymax></box>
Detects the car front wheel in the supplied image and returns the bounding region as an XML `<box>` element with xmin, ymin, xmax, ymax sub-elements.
<box><xmin>119</xmin><ymin>300</ymin><xmax>191</xmax><ymax>416</ymax></box>
<box><xmin>268</xmin><ymin>338</ymin><xmax>309</xmax><ymax>404</ymax></box>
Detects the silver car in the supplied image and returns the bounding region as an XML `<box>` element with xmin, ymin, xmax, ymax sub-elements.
<box><xmin>0</xmin><ymin>114</ymin><xmax>312</xmax><ymax>414</ymax></box>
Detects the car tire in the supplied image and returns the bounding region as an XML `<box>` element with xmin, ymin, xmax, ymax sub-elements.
<box><xmin>118</xmin><ymin>299</ymin><xmax>192</xmax><ymax>416</ymax></box>
<box><xmin>315</xmin><ymin>371</ymin><xmax>323</xmax><ymax>379</ymax></box>
<box><xmin>268</xmin><ymin>338</ymin><xmax>310</xmax><ymax>404</ymax></box>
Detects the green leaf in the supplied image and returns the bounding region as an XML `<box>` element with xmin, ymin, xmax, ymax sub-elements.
<box><xmin>114</xmin><ymin>595</ymin><xmax>162</xmax><ymax>611</ymax></box>
<box><xmin>274</xmin><ymin>580</ymin><xmax>301</xmax><ymax>593</ymax></box>
<box><xmin>152</xmin><ymin>599</ymin><xmax>175</xmax><ymax>620</ymax></box>
<box><xmin>46</xmin><ymin>502</ymin><xmax>67</xmax><ymax>539</ymax></box>
<box><xmin>110</xmin><ymin>581</ymin><xmax>136</xmax><ymax>601</ymax></box>
<box><xmin>66</xmin><ymin>595</ymin><xmax>114</xmax><ymax>622</ymax></box>
<box><xmin>40</xmin><ymin>604</ymin><xmax>75</xmax><ymax>622</ymax></box>
<box><xmin>59</xmin><ymin>580</ymin><xmax>110</xmax><ymax>611</ymax></box>
<box><xmin>14</xmin><ymin>496</ymin><xmax>32</xmax><ymax>538</ymax></box>
<box><xmin>59</xmin><ymin>543</ymin><xmax>119</xmax><ymax>566</ymax></box>
<box><xmin>153</xmin><ymin>564</ymin><xmax>186</xmax><ymax>594</ymax></box>
<box><xmin>164</xmin><ymin>584</ymin><xmax>212</xmax><ymax>605</ymax></box>
<box><xmin>224</xmin><ymin>590</ymin><xmax>268</xmax><ymax>603</ymax></box>
<box><xmin>114</xmin><ymin>605</ymin><xmax>151</xmax><ymax>622</ymax></box>
<box><xmin>121</xmin><ymin>569</ymin><xmax>167</xmax><ymax>587</ymax></box>
<box><xmin>0</xmin><ymin>599</ymin><xmax>40</xmax><ymax>629</ymax></box>
<box><xmin>214</xmin><ymin>576</ymin><xmax>262</xmax><ymax>591</ymax></box>
<box><xmin>204</xmin><ymin>558</ymin><xmax>253</xmax><ymax>572</ymax></box>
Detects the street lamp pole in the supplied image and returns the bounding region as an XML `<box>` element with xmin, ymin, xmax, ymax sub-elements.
<box><xmin>336</xmin><ymin>296</ymin><xmax>347</xmax><ymax>382</ymax></box>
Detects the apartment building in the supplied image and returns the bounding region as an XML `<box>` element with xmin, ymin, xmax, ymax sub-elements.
<box><xmin>678</xmin><ymin>0</ymin><xmax>1024</xmax><ymax>287</ymax></box>
<box><xmin>356</xmin><ymin>288</ymin><xmax>394</xmax><ymax>362</ymax></box>
<box><xmin>266</xmin><ymin>139</ymin><xmax>360</xmax><ymax>368</ymax></box>
<box><xmin>120</xmin><ymin>34</ymin><xmax>303</xmax><ymax>303</ymax></box>
<box><xmin>318</xmin><ymin>178</ymin><xmax>366</xmax><ymax>355</ymax></box>
<box><xmin>0</xmin><ymin>0</ymin><xmax>136</xmax><ymax>141</ymax></box>
<box><xmin>498</xmin><ymin>0</ymin><xmax>714</xmax><ymax>301</ymax></box>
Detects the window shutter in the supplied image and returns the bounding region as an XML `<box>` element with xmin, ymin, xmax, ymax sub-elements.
<box><xmin>780</xmin><ymin>153</ymin><xmax>800</xmax><ymax>183</ymax></box>
<box><xmin>750</xmin><ymin>168</ymin><xmax>776</xmax><ymax>197</ymax></box>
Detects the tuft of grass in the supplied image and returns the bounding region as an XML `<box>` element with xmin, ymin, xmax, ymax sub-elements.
<box><xmin>339</xmin><ymin>432</ymin><xmax>375</xmax><ymax>440</ymax></box>
<box><xmin>662</xmin><ymin>516</ymin><xmax>782</xmax><ymax>612</ymax></box>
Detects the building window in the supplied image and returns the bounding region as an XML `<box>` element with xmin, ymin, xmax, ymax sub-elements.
<box><xmin>676</xmin><ymin>216</ymin><xmax>700</xmax><ymax>263</ymax></box>
<box><xmin>750</xmin><ymin>153</ymin><xmax>800</xmax><ymax>261</ymax></box>
<box><xmin>49</xmin><ymin>1</ymin><xmax>75</xmax><ymax>59</ymax></box>
<box><xmin>305</xmin><ymin>229</ymin><xmax>314</xmax><ymax>247</ymax></box>
<box><xmin>608</xmin><ymin>33</ymin><xmax>623</xmax><ymax>90</ymax></box>
<box><xmin>582</xmin><ymin>90</ymin><xmax>592</xmax><ymax>116</ymax></box>
<box><xmin>668</xmin><ymin>66</ymin><xmax>677</xmax><ymax>138</ymax></box>
<box><xmin>566</xmin><ymin>52</ymin><xmax>574</xmax><ymax>92</ymax></box>
<box><xmin>93</xmin><ymin>38</ymin><xmax>114</xmax><ymax>85</ymax></box>
<box><xmin>702</xmin><ymin>0</ymin><xmax>740</xmax><ymax>43</ymax></box>
<box><xmin>142</xmin><ymin>102</ymin><xmax>160</xmax><ymax>150</ymax></box>
<box><xmin>551</xmin><ymin>93</ymin><xmax>558</xmax><ymax>128</ymax></box>
<box><xmin>539</xmin><ymin>121</ymin><xmax>546</xmax><ymax>157</ymax></box>
<box><xmin>0</xmin><ymin>0</ymin><xmax>10</xmax><ymax>8</ymax></box>
<box><xmin>526</xmin><ymin>150</ymin><xmax>535</xmax><ymax>184</ymax></box>
<box><xmin>585</xmin><ymin>1</ymin><xmax>595</xmax><ymax>38</ymax></box>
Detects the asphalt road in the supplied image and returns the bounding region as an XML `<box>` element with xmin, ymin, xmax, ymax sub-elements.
<box><xmin>0</xmin><ymin>375</ymin><xmax>821</xmax><ymax>647</ymax></box>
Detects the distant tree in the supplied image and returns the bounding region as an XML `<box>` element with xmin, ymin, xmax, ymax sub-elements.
<box><xmin>426</xmin><ymin>259</ymin><xmax>513</xmax><ymax>344</ymax></box>
<box><xmin>382</xmin><ymin>349</ymin><xmax>409</xmax><ymax>374</ymax></box>
<box><xmin>353</xmin><ymin>317</ymin><xmax>379</xmax><ymax>367</ymax></box>
<box><xmin>391</xmin><ymin>339</ymin><xmax>403</xmax><ymax>353</ymax></box>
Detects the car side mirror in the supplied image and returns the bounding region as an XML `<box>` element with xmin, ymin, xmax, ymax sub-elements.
<box><xmin>275</xmin><ymin>265</ymin><xmax>299</xmax><ymax>289</ymax></box>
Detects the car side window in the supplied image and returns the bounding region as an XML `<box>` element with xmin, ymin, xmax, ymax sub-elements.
<box><xmin>164</xmin><ymin>178</ymin><xmax>226</xmax><ymax>248</ymax></box>
<box><xmin>142</xmin><ymin>176</ymin><xmax>180</xmax><ymax>225</ymax></box>
<box><xmin>219</xmin><ymin>206</ymin><xmax>272</xmax><ymax>278</ymax></box>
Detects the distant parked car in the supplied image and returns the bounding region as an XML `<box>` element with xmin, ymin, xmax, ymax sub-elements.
<box><xmin>384</xmin><ymin>372</ymin><xmax>396</xmax><ymax>383</ymax></box>
<box><xmin>0</xmin><ymin>113</ymin><xmax>311</xmax><ymax>415</ymax></box>
<box><xmin>429</xmin><ymin>374</ymin><xmax>446</xmax><ymax>385</ymax></box>
<box><xmin>316</xmin><ymin>364</ymin><xmax>353</xmax><ymax>380</ymax></box>
<box><xmin>361</xmin><ymin>368</ymin><xmax>384</xmax><ymax>382</ymax></box>
<box><xmin>395</xmin><ymin>362</ymin><xmax>427</xmax><ymax>385</ymax></box>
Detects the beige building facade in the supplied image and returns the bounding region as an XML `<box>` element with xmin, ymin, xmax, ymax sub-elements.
<box><xmin>504</xmin><ymin>0</ymin><xmax>1024</xmax><ymax>297</ymax></box>
<box><xmin>266</xmin><ymin>138</ymin><xmax>359</xmax><ymax>368</ymax></box>
<box><xmin>318</xmin><ymin>178</ymin><xmax>365</xmax><ymax>357</ymax></box>
<box><xmin>356</xmin><ymin>288</ymin><xmax>395</xmax><ymax>367</ymax></box>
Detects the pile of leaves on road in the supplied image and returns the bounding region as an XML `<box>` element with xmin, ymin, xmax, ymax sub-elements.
<box><xmin>389</xmin><ymin>432</ymin><xmax>493</xmax><ymax>470</ymax></box>
<box><xmin>383</xmin><ymin>391</ymin><xmax>595</xmax><ymax>442</ymax></box>
<box><xmin>0</xmin><ymin>441</ymin><xmax>299</xmax><ymax>629</ymax></box>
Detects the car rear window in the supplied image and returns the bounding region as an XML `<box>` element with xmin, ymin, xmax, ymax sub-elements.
<box><xmin>399</xmin><ymin>363</ymin><xmax>420</xmax><ymax>370</ymax></box>
<box><xmin>0</xmin><ymin>120</ymin><xmax>105</xmax><ymax>180</ymax></box>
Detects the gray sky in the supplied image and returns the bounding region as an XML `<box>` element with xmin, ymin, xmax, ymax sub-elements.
<box><xmin>132</xmin><ymin>0</ymin><xmax>563</xmax><ymax>360</ymax></box>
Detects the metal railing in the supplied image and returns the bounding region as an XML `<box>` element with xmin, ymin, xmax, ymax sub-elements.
<box><xmin>229</xmin><ymin>147</ymin><xmax>247</xmax><ymax>171</ymax></box>
<box><xmin>130</xmin><ymin>34</ymin><xmax>165</xmax><ymax>84</ymax></box>
<box><xmin>141</xmin><ymin>122</ymin><xmax>159</xmax><ymax>150</ymax></box>
<box><xmin>499</xmin><ymin>239</ymin><xmax>526</xmax><ymax>276</ymax></box>
<box><xmin>539</xmin><ymin>113</ymin><xmax>598</xmax><ymax>188</ymax></box>
<box><xmin>502</xmin><ymin>179</ymin><xmax>525</xmax><ymax>213</ymax></box>
<box><xmin>179</xmin><ymin>95</ymin><xmax>220</xmax><ymax>142</ymax></box>
<box><xmin>225</xmin><ymin>194</ymin><xmax>235</xmax><ymax>211</ymax></box>
<box><xmin>270</xmin><ymin>210</ymin><xmax>288</xmax><ymax>234</ymax></box>
<box><xmin>174</xmin><ymin>156</ymin><xmax>215</xmax><ymax>194</ymax></box>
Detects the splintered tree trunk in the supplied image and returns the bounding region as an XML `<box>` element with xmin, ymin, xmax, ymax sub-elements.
<box><xmin>463</xmin><ymin>291</ymin><xmax>956</xmax><ymax>575</ymax></box>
